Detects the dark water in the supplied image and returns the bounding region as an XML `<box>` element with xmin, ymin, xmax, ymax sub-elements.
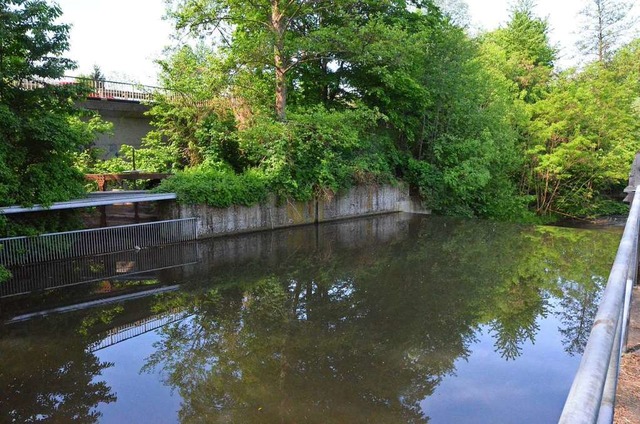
<box><xmin>0</xmin><ymin>213</ymin><xmax>623</xmax><ymax>423</ymax></box>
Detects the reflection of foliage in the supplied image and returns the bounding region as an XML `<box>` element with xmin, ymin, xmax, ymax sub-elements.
<box><xmin>139</xmin><ymin>217</ymin><xmax>618</xmax><ymax>422</ymax></box>
<box><xmin>142</xmin><ymin>216</ymin><xmax>619</xmax><ymax>421</ymax></box>
<box><xmin>0</xmin><ymin>335</ymin><xmax>115</xmax><ymax>423</ymax></box>
<box><xmin>144</xmin><ymin>272</ymin><xmax>465</xmax><ymax>422</ymax></box>
<box><xmin>0</xmin><ymin>214</ymin><xmax>620</xmax><ymax>423</ymax></box>
<box><xmin>556</xmin><ymin>277</ymin><xmax>604</xmax><ymax>356</ymax></box>
<box><xmin>78</xmin><ymin>305</ymin><xmax>125</xmax><ymax>336</ymax></box>
<box><xmin>489</xmin><ymin>280</ymin><xmax>549</xmax><ymax>360</ymax></box>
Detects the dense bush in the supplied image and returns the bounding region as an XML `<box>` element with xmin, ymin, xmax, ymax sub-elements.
<box><xmin>239</xmin><ymin>106</ymin><xmax>398</xmax><ymax>200</ymax></box>
<box><xmin>155</xmin><ymin>106</ymin><xmax>399</xmax><ymax>205</ymax></box>
<box><xmin>154</xmin><ymin>165</ymin><xmax>268</xmax><ymax>207</ymax></box>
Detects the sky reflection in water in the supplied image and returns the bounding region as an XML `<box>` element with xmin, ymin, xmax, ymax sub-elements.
<box><xmin>0</xmin><ymin>213</ymin><xmax>623</xmax><ymax>423</ymax></box>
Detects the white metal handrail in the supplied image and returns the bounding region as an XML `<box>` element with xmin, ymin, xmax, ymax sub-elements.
<box><xmin>559</xmin><ymin>185</ymin><xmax>639</xmax><ymax>423</ymax></box>
<box><xmin>20</xmin><ymin>76</ymin><xmax>213</xmax><ymax>106</ymax></box>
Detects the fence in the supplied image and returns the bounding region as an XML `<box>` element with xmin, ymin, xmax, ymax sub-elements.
<box><xmin>559</xmin><ymin>186</ymin><xmax>639</xmax><ymax>423</ymax></box>
<box><xmin>0</xmin><ymin>242</ymin><xmax>198</xmax><ymax>298</ymax></box>
<box><xmin>20</xmin><ymin>76</ymin><xmax>211</xmax><ymax>105</ymax></box>
<box><xmin>21</xmin><ymin>76</ymin><xmax>160</xmax><ymax>102</ymax></box>
<box><xmin>0</xmin><ymin>218</ymin><xmax>197</xmax><ymax>266</ymax></box>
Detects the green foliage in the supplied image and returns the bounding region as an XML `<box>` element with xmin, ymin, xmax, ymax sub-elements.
<box><xmin>156</xmin><ymin>106</ymin><xmax>397</xmax><ymax>205</ymax></box>
<box><xmin>0</xmin><ymin>264</ymin><xmax>11</xmax><ymax>283</ymax></box>
<box><xmin>155</xmin><ymin>165</ymin><xmax>268</xmax><ymax>207</ymax></box>
<box><xmin>0</xmin><ymin>0</ymin><xmax>100</xmax><ymax>207</ymax></box>
<box><xmin>0</xmin><ymin>210</ymin><xmax>84</xmax><ymax>237</ymax></box>
<box><xmin>140</xmin><ymin>0</ymin><xmax>638</xmax><ymax>220</ymax></box>
<box><xmin>481</xmin><ymin>1</ymin><xmax>556</xmax><ymax>103</ymax></box>
<box><xmin>241</xmin><ymin>106</ymin><xmax>397</xmax><ymax>200</ymax></box>
<box><xmin>525</xmin><ymin>41</ymin><xmax>640</xmax><ymax>216</ymax></box>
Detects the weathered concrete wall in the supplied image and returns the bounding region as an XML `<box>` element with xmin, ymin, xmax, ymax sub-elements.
<box><xmin>318</xmin><ymin>185</ymin><xmax>406</xmax><ymax>221</ymax></box>
<box><xmin>162</xmin><ymin>196</ymin><xmax>315</xmax><ymax>239</ymax></box>
<box><xmin>160</xmin><ymin>184</ymin><xmax>423</xmax><ymax>239</ymax></box>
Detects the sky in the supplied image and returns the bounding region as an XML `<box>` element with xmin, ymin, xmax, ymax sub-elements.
<box><xmin>54</xmin><ymin>0</ymin><xmax>618</xmax><ymax>85</ymax></box>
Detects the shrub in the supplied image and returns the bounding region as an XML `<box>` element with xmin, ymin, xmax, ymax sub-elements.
<box><xmin>154</xmin><ymin>165</ymin><xmax>268</xmax><ymax>207</ymax></box>
<box><xmin>238</xmin><ymin>106</ymin><xmax>398</xmax><ymax>200</ymax></box>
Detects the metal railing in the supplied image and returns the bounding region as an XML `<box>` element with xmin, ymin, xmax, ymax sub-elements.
<box><xmin>20</xmin><ymin>76</ymin><xmax>212</xmax><ymax>105</ymax></box>
<box><xmin>0</xmin><ymin>218</ymin><xmax>197</xmax><ymax>266</ymax></box>
<box><xmin>559</xmin><ymin>186</ymin><xmax>639</xmax><ymax>423</ymax></box>
<box><xmin>0</xmin><ymin>242</ymin><xmax>198</xmax><ymax>298</ymax></box>
<box><xmin>21</xmin><ymin>76</ymin><xmax>162</xmax><ymax>102</ymax></box>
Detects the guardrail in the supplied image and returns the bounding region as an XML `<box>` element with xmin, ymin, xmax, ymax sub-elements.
<box><xmin>21</xmin><ymin>76</ymin><xmax>160</xmax><ymax>102</ymax></box>
<box><xmin>0</xmin><ymin>242</ymin><xmax>198</xmax><ymax>298</ymax></box>
<box><xmin>559</xmin><ymin>185</ymin><xmax>639</xmax><ymax>423</ymax></box>
<box><xmin>20</xmin><ymin>76</ymin><xmax>211</xmax><ymax>105</ymax></box>
<box><xmin>0</xmin><ymin>218</ymin><xmax>197</xmax><ymax>266</ymax></box>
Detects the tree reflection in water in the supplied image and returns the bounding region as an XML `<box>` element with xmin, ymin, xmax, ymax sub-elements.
<box><xmin>0</xmin><ymin>311</ymin><xmax>118</xmax><ymax>423</ymax></box>
<box><xmin>142</xmin><ymin>216</ymin><xmax>620</xmax><ymax>423</ymax></box>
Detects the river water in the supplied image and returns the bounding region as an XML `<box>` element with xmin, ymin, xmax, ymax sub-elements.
<box><xmin>0</xmin><ymin>213</ymin><xmax>623</xmax><ymax>423</ymax></box>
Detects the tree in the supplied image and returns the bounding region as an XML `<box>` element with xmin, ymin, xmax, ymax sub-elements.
<box><xmin>481</xmin><ymin>0</ymin><xmax>556</xmax><ymax>103</ymax></box>
<box><xmin>0</xmin><ymin>0</ymin><xmax>98</xmax><ymax>208</ymax></box>
<box><xmin>89</xmin><ymin>64</ymin><xmax>105</xmax><ymax>89</ymax></box>
<box><xmin>526</xmin><ymin>40</ymin><xmax>640</xmax><ymax>215</ymax></box>
<box><xmin>577</xmin><ymin>0</ymin><xmax>637</xmax><ymax>63</ymax></box>
<box><xmin>165</xmin><ymin>0</ymin><xmax>433</xmax><ymax>121</ymax></box>
<box><xmin>166</xmin><ymin>0</ymin><xmax>333</xmax><ymax>121</ymax></box>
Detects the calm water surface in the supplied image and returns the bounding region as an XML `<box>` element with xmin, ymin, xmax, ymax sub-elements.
<box><xmin>0</xmin><ymin>213</ymin><xmax>623</xmax><ymax>423</ymax></box>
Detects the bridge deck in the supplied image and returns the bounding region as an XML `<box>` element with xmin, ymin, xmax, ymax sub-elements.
<box><xmin>0</xmin><ymin>191</ymin><xmax>176</xmax><ymax>214</ymax></box>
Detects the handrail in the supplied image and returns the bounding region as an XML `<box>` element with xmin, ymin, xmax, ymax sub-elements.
<box><xmin>559</xmin><ymin>185</ymin><xmax>639</xmax><ymax>423</ymax></box>
<box><xmin>19</xmin><ymin>76</ymin><xmax>210</xmax><ymax>105</ymax></box>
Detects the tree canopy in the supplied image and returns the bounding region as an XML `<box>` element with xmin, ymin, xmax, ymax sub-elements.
<box><xmin>0</xmin><ymin>0</ymin><xmax>100</xmax><ymax>208</ymax></box>
<box><xmin>3</xmin><ymin>0</ymin><xmax>638</xmax><ymax>222</ymax></box>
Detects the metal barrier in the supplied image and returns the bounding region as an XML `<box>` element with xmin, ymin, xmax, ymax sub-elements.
<box><xmin>20</xmin><ymin>76</ymin><xmax>213</xmax><ymax>106</ymax></box>
<box><xmin>0</xmin><ymin>242</ymin><xmax>198</xmax><ymax>298</ymax></box>
<box><xmin>21</xmin><ymin>76</ymin><xmax>159</xmax><ymax>102</ymax></box>
<box><xmin>0</xmin><ymin>218</ymin><xmax>197</xmax><ymax>266</ymax></box>
<box><xmin>559</xmin><ymin>186</ymin><xmax>639</xmax><ymax>423</ymax></box>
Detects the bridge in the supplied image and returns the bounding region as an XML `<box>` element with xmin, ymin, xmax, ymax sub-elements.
<box><xmin>23</xmin><ymin>76</ymin><xmax>193</xmax><ymax>158</ymax></box>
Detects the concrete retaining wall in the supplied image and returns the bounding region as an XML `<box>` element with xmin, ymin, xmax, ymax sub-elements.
<box><xmin>160</xmin><ymin>184</ymin><xmax>422</xmax><ymax>239</ymax></box>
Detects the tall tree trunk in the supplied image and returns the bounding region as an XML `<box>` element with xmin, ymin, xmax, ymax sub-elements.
<box><xmin>275</xmin><ymin>61</ymin><xmax>287</xmax><ymax>121</ymax></box>
<box><xmin>272</xmin><ymin>0</ymin><xmax>287</xmax><ymax>121</ymax></box>
<box><xmin>597</xmin><ymin>1</ymin><xmax>605</xmax><ymax>62</ymax></box>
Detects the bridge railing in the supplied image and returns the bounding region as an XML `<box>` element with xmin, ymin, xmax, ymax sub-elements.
<box><xmin>21</xmin><ymin>76</ymin><xmax>158</xmax><ymax>102</ymax></box>
<box><xmin>20</xmin><ymin>76</ymin><xmax>215</xmax><ymax>106</ymax></box>
<box><xmin>559</xmin><ymin>186</ymin><xmax>639</xmax><ymax>423</ymax></box>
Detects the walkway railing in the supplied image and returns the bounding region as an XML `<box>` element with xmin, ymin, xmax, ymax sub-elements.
<box><xmin>0</xmin><ymin>218</ymin><xmax>197</xmax><ymax>266</ymax></box>
<box><xmin>559</xmin><ymin>186</ymin><xmax>639</xmax><ymax>423</ymax></box>
<box><xmin>0</xmin><ymin>242</ymin><xmax>198</xmax><ymax>298</ymax></box>
<box><xmin>20</xmin><ymin>76</ymin><xmax>210</xmax><ymax>105</ymax></box>
<box><xmin>21</xmin><ymin>76</ymin><xmax>161</xmax><ymax>102</ymax></box>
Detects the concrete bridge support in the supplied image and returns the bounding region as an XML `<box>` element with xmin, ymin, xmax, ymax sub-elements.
<box><xmin>77</xmin><ymin>99</ymin><xmax>153</xmax><ymax>159</ymax></box>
